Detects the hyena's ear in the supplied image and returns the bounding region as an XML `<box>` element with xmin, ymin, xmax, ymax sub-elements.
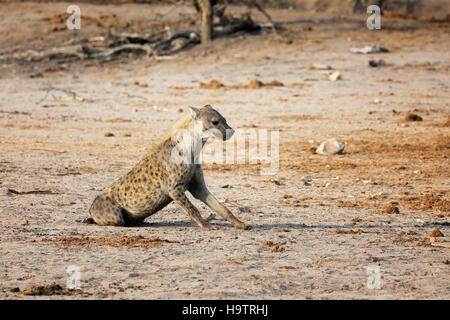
<box><xmin>189</xmin><ymin>106</ymin><xmax>200</xmax><ymax>119</ymax></box>
<box><xmin>203</xmin><ymin>104</ymin><xmax>213</xmax><ymax>110</ymax></box>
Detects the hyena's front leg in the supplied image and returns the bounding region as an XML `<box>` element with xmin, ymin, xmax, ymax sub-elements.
<box><xmin>188</xmin><ymin>168</ymin><xmax>251</xmax><ymax>230</ymax></box>
<box><xmin>168</xmin><ymin>188</ymin><xmax>216</xmax><ymax>230</ymax></box>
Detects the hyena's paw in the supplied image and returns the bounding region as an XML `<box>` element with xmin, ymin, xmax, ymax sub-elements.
<box><xmin>237</xmin><ymin>223</ymin><xmax>252</xmax><ymax>230</ymax></box>
<box><xmin>201</xmin><ymin>223</ymin><xmax>217</xmax><ymax>231</ymax></box>
<box><xmin>205</xmin><ymin>213</ymin><xmax>216</xmax><ymax>222</ymax></box>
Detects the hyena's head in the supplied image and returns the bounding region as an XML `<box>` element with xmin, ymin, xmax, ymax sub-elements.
<box><xmin>190</xmin><ymin>105</ymin><xmax>234</xmax><ymax>141</ymax></box>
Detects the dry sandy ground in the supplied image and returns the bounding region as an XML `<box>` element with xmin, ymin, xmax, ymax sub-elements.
<box><xmin>0</xmin><ymin>3</ymin><xmax>449</xmax><ymax>299</ymax></box>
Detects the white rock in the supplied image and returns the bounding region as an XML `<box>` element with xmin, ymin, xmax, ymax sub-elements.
<box><xmin>316</xmin><ymin>138</ymin><xmax>345</xmax><ymax>155</ymax></box>
<box><xmin>349</xmin><ymin>45</ymin><xmax>389</xmax><ymax>54</ymax></box>
<box><xmin>328</xmin><ymin>71</ymin><xmax>341</xmax><ymax>81</ymax></box>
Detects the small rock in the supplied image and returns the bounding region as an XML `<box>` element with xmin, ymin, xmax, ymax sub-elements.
<box><xmin>368</xmin><ymin>59</ymin><xmax>385</xmax><ymax>67</ymax></box>
<box><xmin>316</xmin><ymin>139</ymin><xmax>345</xmax><ymax>155</ymax></box>
<box><xmin>104</xmin><ymin>132</ymin><xmax>115</xmax><ymax>137</ymax></box>
<box><xmin>132</xmin><ymin>108</ymin><xmax>138</xmax><ymax>113</ymax></box>
<box><xmin>270</xmin><ymin>245</ymin><xmax>284</xmax><ymax>253</ymax></box>
<box><xmin>239</xmin><ymin>206</ymin><xmax>251</xmax><ymax>213</ymax></box>
<box><xmin>271</xmin><ymin>179</ymin><xmax>283</xmax><ymax>186</ymax></box>
<box><xmin>152</xmin><ymin>105</ymin><xmax>167</xmax><ymax>112</ymax></box>
<box><xmin>350</xmin><ymin>45</ymin><xmax>389</xmax><ymax>54</ymax></box>
<box><xmin>260</xmin><ymin>240</ymin><xmax>274</xmax><ymax>247</ymax></box>
<box><xmin>405</xmin><ymin>114</ymin><xmax>423</xmax><ymax>122</ymax></box>
<box><xmin>415</xmin><ymin>218</ymin><xmax>425</xmax><ymax>225</ymax></box>
<box><xmin>413</xmin><ymin>170</ymin><xmax>422</xmax><ymax>174</ymax></box>
<box><xmin>29</xmin><ymin>72</ymin><xmax>43</xmax><ymax>79</ymax></box>
<box><xmin>328</xmin><ymin>71</ymin><xmax>341</xmax><ymax>81</ymax></box>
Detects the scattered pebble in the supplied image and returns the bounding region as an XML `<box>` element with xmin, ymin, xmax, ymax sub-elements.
<box><xmin>405</xmin><ymin>114</ymin><xmax>423</xmax><ymax>122</ymax></box>
<box><xmin>270</xmin><ymin>245</ymin><xmax>285</xmax><ymax>253</ymax></box>
<box><xmin>104</xmin><ymin>132</ymin><xmax>115</xmax><ymax>137</ymax></box>
<box><xmin>350</xmin><ymin>45</ymin><xmax>389</xmax><ymax>54</ymax></box>
<box><xmin>260</xmin><ymin>240</ymin><xmax>274</xmax><ymax>247</ymax></box>
<box><xmin>239</xmin><ymin>206</ymin><xmax>251</xmax><ymax>213</ymax></box>
<box><xmin>316</xmin><ymin>138</ymin><xmax>345</xmax><ymax>155</ymax></box>
<box><xmin>368</xmin><ymin>59</ymin><xmax>385</xmax><ymax>67</ymax></box>
<box><xmin>328</xmin><ymin>71</ymin><xmax>341</xmax><ymax>81</ymax></box>
<box><xmin>29</xmin><ymin>71</ymin><xmax>43</xmax><ymax>78</ymax></box>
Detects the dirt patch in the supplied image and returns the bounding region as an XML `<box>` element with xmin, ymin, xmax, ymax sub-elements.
<box><xmin>429</xmin><ymin>228</ymin><xmax>445</xmax><ymax>237</ymax></box>
<box><xmin>401</xmin><ymin>192</ymin><xmax>450</xmax><ymax>213</ymax></box>
<box><xmin>268</xmin><ymin>114</ymin><xmax>322</xmax><ymax>121</ymax></box>
<box><xmin>381</xmin><ymin>203</ymin><xmax>401</xmax><ymax>214</ymax></box>
<box><xmin>198</xmin><ymin>79</ymin><xmax>284</xmax><ymax>90</ymax></box>
<box><xmin>279</xmin><ymin>265</ymin><xmax>296</xmax><ymax>269</ymax></box>
<box><xmin>100</xmin><ymin>118</ymin><xmax>133</xmax><ymax>123</ymax></box>
<box><xmin>332</xmin><ymin>229</ymin><xmax>364</xmax><ymax>234</ymax></box>
<box><xmin>199</xmin><ymin>80</ymin><xmax>225</xmax><ymax>89</ymax></box>
<box><xmin>13</xmin><ymin>283</ymin><xmax>82</xmax><ymax>296</ymax></box>
<box><xmin>41</xmin><ymin>236</ymin><xmax>179</xmax><ymax>248</ymax></box>
<box><xmin>426</xmin><ymin>117</ymin><xmax>450</xmax><ymax>128</ymax></box>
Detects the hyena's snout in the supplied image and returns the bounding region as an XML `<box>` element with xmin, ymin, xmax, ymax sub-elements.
<box><xmin>224</xmin><ymin>124</ymin><xmax>234</xmax><ymax>141</ymax></box>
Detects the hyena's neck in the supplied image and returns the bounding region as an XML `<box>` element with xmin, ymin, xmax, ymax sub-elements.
<box><xmin>169</xmin><ymin>120</ymin><xmax>207</xmax><ymax>165</ymax></box>
<box><xmin>187</xmin><ymin>120</ymin><xmax>207</xmax><ymax>160</ymax></box>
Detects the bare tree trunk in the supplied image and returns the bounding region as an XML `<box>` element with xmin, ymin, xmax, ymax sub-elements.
<box><xmin>198</xmin><ymin>0</ymin><xmax>213</xmax><ymax>45</ymax></box>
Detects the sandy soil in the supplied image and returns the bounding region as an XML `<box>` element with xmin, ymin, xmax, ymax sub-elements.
<box><xmin>0</xmin><ymin>2</ymin><xmax>449</xmax><ymax>299</ymax></box>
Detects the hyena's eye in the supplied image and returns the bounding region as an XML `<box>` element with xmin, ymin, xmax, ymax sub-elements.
<box><xmin>212</xmin><ymin>120</ymin><xmax>219</xmax><ymax>126</ymax></box>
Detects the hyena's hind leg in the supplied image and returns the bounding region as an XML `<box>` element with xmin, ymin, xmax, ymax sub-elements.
<box><xmin>87</xmin><ymin>193</ymin><xmax>135</xmax><ymax>226</ymax></box>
